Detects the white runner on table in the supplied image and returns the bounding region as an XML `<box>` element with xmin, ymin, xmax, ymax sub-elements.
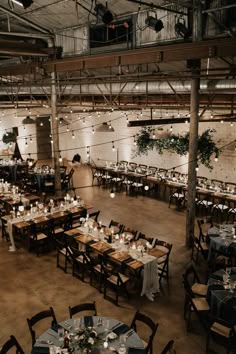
<box><xmin>76</xmin><ymin>225</ymin><xmax>160</xmax><ymax>301</ymax></box>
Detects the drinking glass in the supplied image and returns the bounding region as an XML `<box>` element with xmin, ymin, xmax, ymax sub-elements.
<box><xmin>222</xmin><ymin>274</ymin><xmax>229</xmax><ymax>285</ymax></box>
<box><xmin>103</xmin><ymin>319</ymin><xmax>110</xmax><ymax>334</ymax></box>
<box><xmin>58</xmin><ymin>327</ymin><xmax>64</xmax><ymax>341</ymax></box>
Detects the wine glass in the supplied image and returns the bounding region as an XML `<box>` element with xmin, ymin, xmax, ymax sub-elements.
<box><xmin>103</xmin><ymin>319</ymin><xmax>110</xmax><ymax>335</ymax></box>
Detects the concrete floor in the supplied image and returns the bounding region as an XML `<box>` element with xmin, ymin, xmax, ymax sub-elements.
<box><xmin>0</xmin><ymin>165</ymin><xmax>220</xmax><ymax>354</ymax></box>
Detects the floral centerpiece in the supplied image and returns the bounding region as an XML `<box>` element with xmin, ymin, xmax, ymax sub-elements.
<box><xmin>70</xmin><ymin>327</ymin><xmax>99</xmax><ymax>353</ymax></box>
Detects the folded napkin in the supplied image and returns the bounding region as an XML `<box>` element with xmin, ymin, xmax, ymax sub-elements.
<box><xmin>31</xmin><ymin>346</ymin><xmax>49</xmax><ymax>354</ymax></box>
<box><xmin>51</xmin><ymin>323</ymin><xmax>63</xmax><ymax>333</ymax></box>
<box><xmin>84</xmin><ymin>316</ymin><xmax>94</xmax><ymax>327</ymax></box>
<box><xmin>127</xmin><ymin>348</ymin><xmax>145</xmax><ymax>354</ymax></box>
<box><xmin>113</xmin><ymin>324</ymin><xmax>130</xmax><ymax>336</ymax></box>
<box><xmin>208</xmin><ymin>283</ymin><xmax>224</xmax><ymax>291</ymax></box>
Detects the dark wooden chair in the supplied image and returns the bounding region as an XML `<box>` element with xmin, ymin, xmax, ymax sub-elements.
<box><xmin>206</xmin><ymin>317</ymin><xmax>236</xmax><ymax>354</ymax></box>
<box><xmin>160</xmin><ymin>340</ymin><xmax>176</xmax><ymax>354</ymax></box>
<box><xmin>27</xmin><ymin>307</ymin><xmax>57</xmax><ymax>347</ymax></box>
<box><xmin>155</xmin><ymin>240</ymin><xmax>172</xmax><ymax>283</ymax></box>
<box><xmin>130</xmin><ymin>311</ymin><xmax>159</xmax><ymax>354</ymax></box>
<box><xmin>103</xmin><ymin>264</ymin><xmax>130</xmax><ymax>306</ymax></box>
<box><xmin>0</xmin><ymin>335</ymin><xmax>24</xmax><ymax>354</ymax></box>
<box><xmin>69</xmin><ymin>301</ymin><xmax>97</xmax><ymax>318</ymax></box>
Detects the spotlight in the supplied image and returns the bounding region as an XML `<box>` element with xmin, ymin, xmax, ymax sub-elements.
<box><xmin>175</xmin><ymin>17</ymin><xmax>191</xmax><ymax>39</ymax></box>
<box><xmin>12</xmin><ymin>0</ymin><xmax>33</xmax><ymax>9</ymax></box>
<box><xmin>145</xmin><ymin>16</ymin><xmax>164</xmax><ymax>33</ymax></box>
<box><xmin>94</xmin><ymin>3</ymin><xmax>113</xmax><ymax>25</ymax></box>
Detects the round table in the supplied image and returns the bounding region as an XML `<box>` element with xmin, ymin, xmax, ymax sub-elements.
<box><xmin>207</xmin><ymin>225</ymin><xmax>236</xmax><ymax>262</ymax></box>
<box><xmin>207</xmin><ymin>267</ymin><xmax>236</xmax><ymax>324</ymax></box>
<box><xmin>32</xmin><ymin>316</ymin><xmax>145</xmax><ymax>354</ymax></box>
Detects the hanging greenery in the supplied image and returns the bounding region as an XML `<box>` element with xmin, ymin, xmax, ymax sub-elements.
<box><xmin>2</xmin><ymin>132</ymin><xmax>17</xmax><ymax>144</ymax></box>
<box><xmin>134</xmin><ymin>128</ymin><xmax>219</xmax><ymax>169</ymax></box>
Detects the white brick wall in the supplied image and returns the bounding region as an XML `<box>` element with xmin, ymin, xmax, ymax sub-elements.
<box><xmin>59</xmin><ymin>111</ymin><xmax>236</xmax><ymax>183</ymax></box>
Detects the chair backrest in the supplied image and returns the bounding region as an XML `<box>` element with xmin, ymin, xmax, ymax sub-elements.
<box><xmin>108</xmin><ymin>220</ymin><xmax>124</xmax><ymax>233</ymax></box>
<box><xmin>27</xmin><ymin>307</ymin><xmax>57</xmax><ymax>346</ymax></box>
<box><xmin>155</xmin><ymin>240</ymin><xmax>172</xmax><ymax>256</ymax></box>
<box><xmin>69</xmin><ymin>301</ymin><xmax>97</xmax><ymax>318</ymax></box>
<box><xmin>182</xmin><ymin>263</ymin><xmax>201</xmax><ymax>292</ymax></box>
<box><xmin>123</xmin><ymin>227</ymin><xmax>138</xmax><ymax>239</ymax></box>
<box><xmin>0</xmin><ymin>335</ymin><xmax>24</xmax><ymax>354</ymax></box>
<box><xmin>130</xmin><ymin>311</ymin><xmax>158</xmax><ymax>353</ymax></box>
<box><xmin>197</xmin><ymin>218</ymin><xmax>213</xmax><ymax>240</ymax></box>
<box><xmin>88</xmin><ymin>210</ymin><xmax>100</xmax><ymax>222</ymax></box>
<box><xmin>160</xmin><ymin>340</ymin><xmax>176</xmax><ymax>354</ymax></box>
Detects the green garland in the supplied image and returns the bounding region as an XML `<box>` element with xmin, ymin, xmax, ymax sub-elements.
<box><xmin>134</xmin><ymin>128</ymin><xmax>219</xmax><ymax>169</ymax></box>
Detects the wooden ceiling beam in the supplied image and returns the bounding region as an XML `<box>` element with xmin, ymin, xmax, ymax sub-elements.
<box><xmin>1</xmin><ymin>37</ymin><xmax>236</xmax><ymax>76</ymax></box>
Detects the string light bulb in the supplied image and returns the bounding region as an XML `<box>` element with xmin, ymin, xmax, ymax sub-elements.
<box><xmin>59</xmin><ymin>152</ymin><xmax>62</xmax><ymax>163</ymax></box>
<box><xmin>133</xmin><ymin>136</ymin><xmax>137</xmax><ymax>146</ymax></box>
<box><xmin>30</xmin><ymin>135</ymin><xmax>33</xmax><ymax>143</ymax></box>
<box><xmin>230</xmin><ymin>122</ymin><xmax>234</xmax><ymax>127</ymax></box>
<box><xmin>110</xmin><ymin>189</ymin><xmax>115</xmax><ymax>198</ymax></box>
<box><xmin>92</xmin><ymin>126</ymin><xmax>95</xmax><ymax>134</ymax></box>
<box><xmin>72</xmin><ymin>131</ymin><xmax>75</xmax><ymax>139</ymax></box>
<box><xmin>195</xmin><ymin>164</ymin><xmax>199</xmax><ymax>172</ymax></box>
<box><xmin>214</xmin><ymin>153</ymin><xmax>219</xmax><ymax>162</ymax></box>
<box><xmin>112</xmin><ymin>141</ymin><xmax>115</xmax><ymax>151</ymax></box>
<box><xmin>66</xmin><ymin>125</ymin><xmax>69</xmax><ymax>132</ymax></box>
<box><xmin>170</xmin><ymin>125</ymin><xmax>173</xmax><ymax>132</ymax></box>
<box><xmin>86</xmin><ymin>146</ymin><xmax>90</xmax><ymax>156</ymax></box>
<box><xmin>152</xmin><ymin>130</ymin><xmax>156</xmax><ymax>139</ymax></box>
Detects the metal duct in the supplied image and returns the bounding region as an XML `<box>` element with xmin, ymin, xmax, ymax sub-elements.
<box><xmin>0</xmin><ymin>79</ymin><xmax>236</xmax><ymax>96</ymax></box>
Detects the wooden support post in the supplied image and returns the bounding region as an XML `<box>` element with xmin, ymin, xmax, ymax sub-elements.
<box><xmin>51</xmin><ymin>69</ymin><xmax>61</xmax><ymax>196</ymax></box>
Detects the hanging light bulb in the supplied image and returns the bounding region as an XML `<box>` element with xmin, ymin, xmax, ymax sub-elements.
<box><xmin>72</xmin><ymin>131</ymin><xmax>75</xmax><ymax>139</ymax></box>
<box><xmin>110</xmin><ymin>189</ymin><xmax>115</xmax><ymax>198</ymax></box>
<box><xmin>144</xmin><ymin>185</ymin><xmax>149</xmax><ymax>191</ymax></box>
<box><xmin>109</xmin><ymin>122</ymin><xmax>112</xmax><ymax>130</ymax></box>
<box><xmin>221</xmin><ymin>120</ymin><xmax>224</xmax><ymax>124</ymax></box>
<box><xmin>40</xmin><ymin>121</ymin><xmax>43</xmax><ymax>126</ymax></box>
<box><xmin>170</xmin><ymin>126</ymin><xmax>173</xmax><ymax>132</ymax></box>
<box><xmin>9</xmin><ymin>142</ymin><xmax>12</xmax><ymax>148</ymax></box>
<box><xmin>195</xmin><ymin>164</ymin><xmax>199</xmax><ymax>172</ymax></box>
<box><xmin>152</xmin><ymin>130</ymin><xmax>156</xmax><ymax>139</ymax></box>
<box><xmin>30</xmin><ymin>135</ymin><xmax>33</xmax><ymax>143</ymax></box>
<box><xmin>86</xmin><ymin>146</ymin><xmax>90</xmax><ymax>156</ymax></box>
<box><xmin>50</xmin><ymin>138</ymin><xmax>53</xmax><ymax>144</ymax></box>
<box><xmin>92</xmin><ymin>126</ymin><xmax>95</xmax><ymax>134</ymax></box>
<box><xmin>112</xmin><ymin>141</ymin><xmax>115</xmax><ymax>151</ymax></box>
<box><xmin>214</xmin><ymin>153</ymin><xmax>219</xmax><ymax>162</ymax></box>
<box><xmin>66</xmin><ymin>125</ymin><xmax>69</xmax><ymax>132</ymax></box>
<box><xmin>83</xmin><ymin>118</ymin><xmax>85</xmax><ymax>125</ymax></box>
<box><xmin>59</xmin><ymin>151</ymin><xmax>62</xmax><ymax>163</ymax></box>
<box><xmin>230</xmin><ymin>121</ymin><xmax>234</xmax><ymax>127</ymax></box>
<box><xmin>133</xmin><ymin>136</ymin><xmax>137</xmax><ymax>146</ymax></box>
<box><xmin>126</xmin><ymin>114</ymin><xmax>129</xmax><ymax>123</ymax></box>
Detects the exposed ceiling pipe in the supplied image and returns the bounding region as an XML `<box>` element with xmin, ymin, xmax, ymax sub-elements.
<box><xmin>0</xmin><ymin>79</ymin><xmax>235</xmax><ymax>96</ymax></box>
<box><xmin>0</xmin><ymin>5</ymin><xmax>52</xmax><ymax>34</ymax></box>
<box><xmin>0</xmin><ymin>31</ymin><xmax>53</xmax><ymax>39</ymax></box>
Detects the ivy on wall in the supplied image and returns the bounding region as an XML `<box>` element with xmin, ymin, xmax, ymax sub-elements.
<box><xmin>134</xmin><ymin>128</ymin><xmax>219</xmax><ymax>169</ymax></box>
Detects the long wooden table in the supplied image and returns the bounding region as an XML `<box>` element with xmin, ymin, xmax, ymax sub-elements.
<box><xmin>1</xmin><ymin>204</ymin><xmax>92</xmax><ymax>252</ymax></box>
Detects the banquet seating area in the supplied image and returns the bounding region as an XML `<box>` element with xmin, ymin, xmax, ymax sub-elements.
<box><xmin>92</xmin><ymin>162</ymin><xmax>236</xmax><ymax>223</ymax></box>
<box><xmin>0</xmin><ymin>164</ymin><xmax>236</xmax><ymax>354</ymax></box>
